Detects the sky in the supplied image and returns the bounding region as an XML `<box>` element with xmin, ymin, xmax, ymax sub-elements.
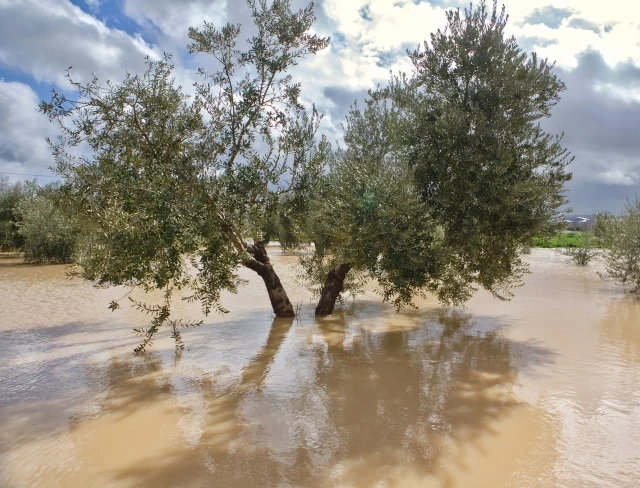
<box><xmin>0</xmin><ymin>0</ymin><xmax>639</xmax><ymax>213</ymax></box>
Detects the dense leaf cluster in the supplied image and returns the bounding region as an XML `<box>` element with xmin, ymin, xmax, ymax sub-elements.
<box><xmin>1</xmin><ymin>177</ymin><xmax>78</xmax><ymax>263</ymax></box>
<box><xmin>599</xmin><ymin>198</ymin><xmax>640</xmax><ymax>291</ymax></box>
<box><xmin>0</xmin><ymin>177</ymin><xmax>30</xmax><ymax>251</ymax></box>
<box><xmin>16</xmin><ymin>186</ymin><xmax>78</xmax><ymax>264</ymax></box>
<box><xmin>40</xmin><ymin>0</ymin><xmax>329</xmax><ymax>350</ymax></box>
<box><xmin>297</xmin><ymin>0</ymin><xmax>572</xmax><ymax>309</ymax></box>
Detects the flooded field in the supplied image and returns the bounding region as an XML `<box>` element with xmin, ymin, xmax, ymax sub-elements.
<box><xmin>1</xmin><ymin>248</ymin><xmax>639</xmax><ymax>487</ymax></box>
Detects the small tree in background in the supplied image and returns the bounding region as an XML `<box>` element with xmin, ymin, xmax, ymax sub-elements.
<box><xmin>599</xmin><ymin>197</ymin><xmax>640</xmax><ymax>291</ymax></box>
<box><xmin>0</xmin><ymin>176</ymin><xmax>30</xmax><ymax>251</ymax></box>
<box><xmin>562</xmin><ymin>232</ymin><xmax>599</xmax><ymax>265</ymax></box>
<box><xmin>16</xmin><ymin>184</ymin><xmax>78</xmax><ymax>264</ymax></box>
<box><xmin>592</xmin><ymin>211</ymin><xmax>617</xmax><ymax>249</ymax></box>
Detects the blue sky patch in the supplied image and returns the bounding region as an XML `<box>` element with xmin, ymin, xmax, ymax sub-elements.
<box><xmin>0</xmin><ymin>67</ymin><xmax>53</xmax><ymax>102</ymax></box>
<box><xmin>69</xmin><ymin>0</ymin><xmax>150</xmax><ymax>42</ymax></box>
<box><xmin>331</xmin><ymin>32</ymin><xmax>348</xmax><ymax>52</ymax></box>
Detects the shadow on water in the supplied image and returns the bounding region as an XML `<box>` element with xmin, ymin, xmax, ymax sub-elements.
<box><xmin>307</xmin><ymin>309</ymin><xmax>553</xmax><ymax>487</ymax></box>
<box><xmin>0</xmin><ymin>297</ymin><xmax>557</xmax><ymax>487</ymax></box>
<box><xmin>43</xmin><ymin>304</ymin><xmax>553</xmax><ymax>488</ymax></box>
<box><xmin>0</xmin><ymin>320</ymin><xmax>141</xmax><ymax>477</ymax></box>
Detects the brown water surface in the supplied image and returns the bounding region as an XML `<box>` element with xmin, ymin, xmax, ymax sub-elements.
<box><xmin>1</xmin><ymin>249</ymin><xmax>639</xmax><ymax>487</ymax></box>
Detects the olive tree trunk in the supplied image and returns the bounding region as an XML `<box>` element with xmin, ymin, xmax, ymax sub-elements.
<box><xmin>315</xmin><ymin>263</ymin><xmax>352</xmax><ymax>317</ymax></box>
<box><xmin>243</xmin><ymin>242</ymin><xmax>295</xmax><ymax>318</ymax></box>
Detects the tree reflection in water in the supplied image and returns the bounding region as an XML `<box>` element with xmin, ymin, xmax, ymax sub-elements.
<box><xmin>105</xmin><ymin>307</ymin><xmax>545</xmax><ymax>487</ymax></box>
<box><xmin>12</xmin><ymin>307</ymin><xmax>550</xmax><ymax>487</ymax></box>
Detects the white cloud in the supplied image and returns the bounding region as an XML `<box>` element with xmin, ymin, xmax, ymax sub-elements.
<box><xmin>84</xmin><ymin>0</ymin><xmax>100</xmax><ymax>12</ymax></box>
<box><xmin>317</xmin><ymin>0</ymin><xmax>446</xmax><ymax>85</ymax></box>
<box><xmin>505</xmin><ymin>1</ymin><xmax>640</xmax><ymax>69</ymax></box>
<box><xmin>0</xmin><ymin>81</ymin><xmax>56</xmax><ymax>181</ymax></box>
<box><xmin>600</xmin><ymin>168</ymin><xmax>640</xmax><ymax>186</ymax></box>
<box><xmin>122</xmin><ymin>0</ymin><xmax>227</xmax><ymax>42</ymax></box>
<box><xmin>317</xmin><ymin>0</ymin><xmax>640</xmax><ymax>76</ymax></box>
<box><xmin>312</xmin><ymin>0</ymin><xmax>639</xmax><ymax>99</ymax></box>
<box><xmin>593</xmin><ymin>82</ymin><xmax>640</xmax><ymax>103</ymax></box>
<box><xmin>0</xmin><ymin>0</ymin><xmax>159</xmax><ymax>88</ymax></box>
<box><xmin>513</xmin><ymin>18</ymin><xmax>640</xmax><ymax>70</ymax></box>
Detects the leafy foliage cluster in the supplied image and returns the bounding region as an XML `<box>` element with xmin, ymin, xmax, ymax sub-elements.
<box><xmin>561</xmin><ymin>232</ymin><xmax>599</xmax><ymax>265</ymax></box>
<box><xmin>599</xmin><ymin>198</ymin><xmax>640</xmax><ymax>290</ymax></box>
<box><xmin>296</xmin><ymin>102</ymin><xmax>455</xmax><ymax>308</ymax></box>
<box><xmin>0</xmin><ymin>177</ymin><xmax>78</xmax><ymax>263</ymax></box>
<box><xmin>40</xmin><ymin>0</ymin><xmax>329</xmax><ymax>351</ymax></box>
<box><xmin>295</xmin><ymin>0</ymin><xmax>572</xmax><ymax>308</ymax></box>
<box><xmin>0</xmin><ymin>176</ymin><xmax>29</xmax><ymax>251</ymax></box>
<box><xmin>398</xmin><ymin>2</ymin><xmax>571</xmax><ymax>300</ymax></box>
<box><xmin>16</xmin><ymin>185</ymin><xmax>79</xmax><ymax>264</ymax></box>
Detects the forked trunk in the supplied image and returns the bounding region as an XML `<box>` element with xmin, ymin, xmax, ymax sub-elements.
<box><xmin>243</xmin><ymin>242</ymin><xmax>295</xmax><ymax>318</ymax></box>
<box><xmin>315</xmin><ymin>263</ymin><xmax>352</xmax><ymax>317</ymax></box>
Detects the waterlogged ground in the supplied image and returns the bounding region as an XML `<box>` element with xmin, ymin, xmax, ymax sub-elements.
<box><xmin>1</xmin><ymin>248</ymin><xmax>640</xmax><ymax>487</ymax></box>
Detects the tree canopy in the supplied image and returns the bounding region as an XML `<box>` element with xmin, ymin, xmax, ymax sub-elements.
<box><xmin>41</xmin><ymin>0</ymin><xmax>329</xmax><ymax>351</ymax></box>
<box><xmin>16</xmin><ymin>183</ymin><xmax>78</xmax><ymax>264</ymax></box>
<box><xmin>0</xmin><ymin>176</ymin><xmax>30</xmax><ymax>251</ymax></box>
<box><xmin>301</xmin><ymin>0</ymin><xmax>573</xmax><ymax>315</ymax></box>
<box><xmin>401</xmin><ymin>1</ymin><xmax>572</xmax><ymax>300</ymax></box>
<box><xmin>599</xmin><ymin>197</ymin><xmax>640</xmax><ymax>291</ymax></box>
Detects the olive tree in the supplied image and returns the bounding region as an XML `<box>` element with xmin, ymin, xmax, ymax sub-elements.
<box><xmin>0</xmin><ymin>177</ymin><xmax>30</xmax><ymax>251</ymax></box>
<box><xmin>16</xmin><ymin>184</ymin><xmax>78</xmax><ymax>264</ymax></box>
<box><xmin>403</xmin><ymin>0</ymin><xmax>572</xmax><ymax>296</ymax></box>
<box><xmin>592</xmin><ymin>211</ymin><xmax>617</xmax><ymax>249</ymax></box>
<box><xmin>297</xmin><ymin>101</ymin><xmax>450</xmax><ymax>316</ymax></box>
<box><xmin>599</xmin><ymin>197</ymin><xmax>640</xmax><ymax>291</ymax></box>
<box><xmin>306</xmin><ymin>0</ymin><xmax>572</xmax><ymax>316</ymax></box>
<box><xmin>562</xmin><ymin>232</ymin><xmax>599</xmax><ymax>266</ymax></box>
<box><xmin>40</xmin><ymin>0</ymin><xmax>329</xmax><ymax>351</ymax></box>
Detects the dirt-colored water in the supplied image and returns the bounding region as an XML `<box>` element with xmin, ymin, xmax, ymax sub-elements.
<box><xmin>1</xmin><ymin>248</ymin><xmax>639</xmax><ymax>487</ymax></box>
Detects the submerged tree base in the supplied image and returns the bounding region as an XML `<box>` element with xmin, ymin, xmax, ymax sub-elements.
<box><xmin>245</xmin><ymin>242</ymin><xmax>295</xmax><ymax>318</ymax></box>
<box><xmin>315</xmin><ymin>263</ymin><xmax>352</xmax><ymax>316</ymax></box>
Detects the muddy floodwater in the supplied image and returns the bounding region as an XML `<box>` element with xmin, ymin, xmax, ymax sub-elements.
<box><xmin>1</xmin><ymin>248</ymin><xmax>640</xmax><ymax>487</ymax></box>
